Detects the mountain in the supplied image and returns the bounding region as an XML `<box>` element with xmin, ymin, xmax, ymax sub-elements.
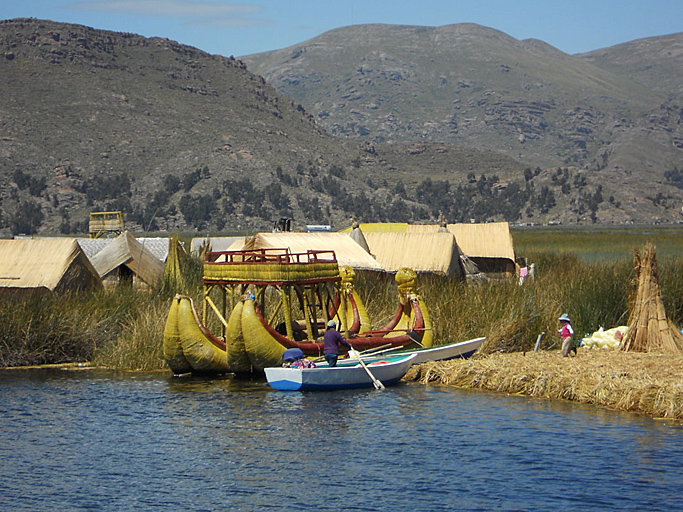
<box><xmin>578</xmin><ymin>33</ymin><xmax>683</xmax><ymax>98</ymax></box>
<box><xmin>243</xmin><ymin>24</ymin><xmax>683</xmax><ymax>223</ymax></box>
<box><xmin>2</xmin><ymin>19</ymin><xmax>683</xmax><ymax>235</ymax></box>
<box><xmin>0</xmin><ymin>18</ymin><xmax>532</xmax><ymax>235</ymax></box>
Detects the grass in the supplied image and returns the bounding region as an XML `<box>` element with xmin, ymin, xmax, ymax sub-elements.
<box><xmin>512</xmin><ymin>225</ymin><xmax>683</xmax><ymax>262</ymax></box>
<box><xmin>0</xmin><ymin>243</ymin><xmax>203</xmax><ymax>370</ymax></box>
<box><xmin>4</xmin><ymin>229</ymin><xmax>683</xmax><ymax>371</ymax></box>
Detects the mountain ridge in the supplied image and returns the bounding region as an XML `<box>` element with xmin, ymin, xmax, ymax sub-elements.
<box><xmin>2</xmin><ymin>18</ymin><xmax>683</xmax><ymax>234</ymax></box>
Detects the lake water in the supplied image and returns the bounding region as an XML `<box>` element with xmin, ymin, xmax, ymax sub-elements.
<box><xmin>2</xmin><ymin>369</ymin><xmax>682</xmax><ymax>512</ymax></box>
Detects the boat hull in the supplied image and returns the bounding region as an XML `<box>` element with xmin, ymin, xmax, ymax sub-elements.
<box><xmin>362</xmin><ymin>337</ymin><xmax>484</xmax><ymax>365</ymax></box>
<box><xmin>265</xmin><ymin>354</ymin><xmax>416</xmax><ymax>391</ymax></box>
<box><xmin>162</xmin><ymin>297</ymin><xmax>193</xmax><ymax>374</ymax></box>
<box><xmin>177</xmin><ymin>297</ymin><xmax>230</xmax><ymax>374</ymax></box>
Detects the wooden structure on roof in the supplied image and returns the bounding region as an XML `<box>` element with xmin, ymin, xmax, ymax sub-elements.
<box><xmin>0</xmin><ymin>238</ymin><xmax>101</xmax><ymax>293</ymax></box>
<box><xmin>88</xmin><ymin>211</ymin><xmax>124</xmax><ymax>239</ymax></box>
<box><xmin>227</xmin><ymin>232</ymin><xmax>384</xmax><ymax>271</ymax></box>
<box><xmin>90</xmin><ymin>231</ymin><xmax>165</xmax><ymax>288</ymax></box>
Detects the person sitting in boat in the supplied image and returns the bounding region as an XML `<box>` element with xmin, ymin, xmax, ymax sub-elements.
<box><xmin>282</xmin><ymin>348</ymin><xmax>316</xmax><ymax>369</ymax></box>
<box><xmin>323</xmin><ymin>320</ymin><xmax>351</xmax><ymax>367</ymax></box>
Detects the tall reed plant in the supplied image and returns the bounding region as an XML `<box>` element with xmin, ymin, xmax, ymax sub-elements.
<box><xmin>353</xmin><ymin>253</ymin><xmax>653</xmax><ymax>354</ymax></box>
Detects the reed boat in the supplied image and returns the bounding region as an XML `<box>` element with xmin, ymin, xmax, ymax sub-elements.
<box><xmin>162</xmin><ymin>248</ymin><xmax>432</xmax><ymax>374</ymax></box>
<box><xmin>265</xmin><ymin>354</ymin><xmax>417</xmax><ymax>391</ymax></box>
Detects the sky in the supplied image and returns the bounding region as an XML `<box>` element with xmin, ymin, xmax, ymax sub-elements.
<box><xmin>1</xmin><ymin>0</ymin><xmax>681</xmax><ymax>57</ymax></box>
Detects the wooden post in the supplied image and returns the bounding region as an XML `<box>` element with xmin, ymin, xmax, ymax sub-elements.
<box><xmin>339</xmin><ymin>284</ymin><xmax>349</xmax><ymax>334</ymax></box>
<box><xmin>282</xmin><ymin>286</ymin><xmax>294</xmax><ymax>340</ymax></box>
<box><xmin>221</xmin><ymin>285</ymin><xmax>227</xmax><ymax>339</ymax></box>
<box><xmin>301</xmin><ymin>286</ymin><xmax>314</xmax><ymax>341</ymax></box>
<box><xmin>202</xmin><ymin>284</ymin><xmax>208</xmax><ymax>325</ymax></box>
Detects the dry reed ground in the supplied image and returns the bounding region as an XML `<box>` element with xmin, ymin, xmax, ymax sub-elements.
<box><xmin>405</xmin><ymin>350</ymin><xmax>683</xmax><ymax>420</ymax></box>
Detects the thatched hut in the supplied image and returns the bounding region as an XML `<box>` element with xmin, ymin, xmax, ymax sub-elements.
<box><xmin>363</xmin><ymin>231</ymin><xmax>464</xmax><ymax>277</ymax></box>
<box><xmin>227</xmin><ymin>232</ymin><xmax>384</xmax><ymax>271</ymax></box>
<box><xmin>78</xmin><ymin>237</ymin><xmax>168</xmax><ymax>262</ymax></box>
<box><xmin>89</xmin><ymin>231</ymin><xmax>165</xmax><ymax>288</ymax></box>
<box><xmin>408</xmin><ymin>222</ymin><xmax>516</xmax><ymax>277</ymax></box>
<box><xmin>0</xmin><ymin>238</ymin><xmax>101</xmax><ymax>293</ymax></box>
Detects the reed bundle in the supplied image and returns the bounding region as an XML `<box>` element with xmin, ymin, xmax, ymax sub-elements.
<box><xmin>621</xmin><ymin>244</ymin><xmax>683</xmax><ymax>353</ymax></box>
<box><xmin>407</xmin><ymin>351</ymin><xmax>683</xmax><ymax>419</ymax></box>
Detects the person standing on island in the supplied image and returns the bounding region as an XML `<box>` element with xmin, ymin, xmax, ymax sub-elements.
<box><xmin>558</xmin><ymin>314</ymin><xmax>575</xmax><ymax>357</ymax></box>
<box><xmin>323</xmin><ymin>320</ymin><xmax>351</xmax><ymax>367</ymax></box>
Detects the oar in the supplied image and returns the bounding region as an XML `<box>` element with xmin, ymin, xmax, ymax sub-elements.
<box><xmin>358</xmin><ymin>343</ymin><xmax>392</xmax><ymax>355</ymax></box>
<box><xmin>313</xmin><ymin>343</ymin><xmax>392</xmax><ymax>363</ymax></box>
<box><xmin>350</xmin><ymin>343</ymin><xmax>385</xmax><ymax>391</ymax></box>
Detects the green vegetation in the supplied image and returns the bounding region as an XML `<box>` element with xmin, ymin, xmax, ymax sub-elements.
<box><xmin>513</xmin><ymin>225</ymin><xmax>683</xmax><ymax>262</ymax></box>
<box><xmin>4</xmin><ymin>226</ymin><xmax>683</xmax><ymax>369</ymax></box>
<box><xmin>4</xmin><ymin>245</ymin><xmax>683</xmax><ymax>370</ymax></box>
<box><xmin>0</xmin><ymin>248</ymin><xmax>203</xmax><ymax>370</ymax></box>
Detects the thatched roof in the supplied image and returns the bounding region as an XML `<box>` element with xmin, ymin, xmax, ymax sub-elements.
<box><xmin>339</xmin><ymin>222</ymin><xmax>515</xmax><ymax>262</ymax></box>
<box><xmin>338</xmin><ymin>222</ymin><xmax>408</xmax><ymax>233</ymax></box>
<box><xmin>90</xmin><ymin>231</ymin><xmax>165</xmax><ymax>285</ymax></box>
<box><xmin>407</xmin><ymin>222</ymin><xmax>516</xmax><ymax>261</ymax></box>
<box><xmin>348</xmin><ymin>226</ymin><xmax>371</xmax><ymax>253</ymax></box>
<box><xmin>136</xmin><ymin>238</ymin><xmax>170</xmax><ymax>262</ymax></box>
<box><xmin>78</xmin><ymin>237</ymin><xmax>168</xmax><ymax>261</ymax></box>
<box><xmin>76</xmin><ymin>238</ymin><xmax>112</xmax><ymax>259</ymax></box>
<box><xmin>190</xmin><ymin>236</ymin><xmax>244</xmax><ymax>255</ymax></box>
<box><xmin>227</xmin><ymin>232</ymin><xmax>383</xmax><ymax>271</ymax></box>
<box><xmin>0</xmin><ymin>238</ymin><xmax>100</xmax><ymax>292</ymax></box>
<box><xmin>364</xmin><ymin>232</ymin><xmax>463</xmax><ymax>276</ymax></box>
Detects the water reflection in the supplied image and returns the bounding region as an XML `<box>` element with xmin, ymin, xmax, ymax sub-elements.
<box><xmin>1</xmin><ymin>369</ymin><xmax>682</xmax><ymax>511</ymax></box>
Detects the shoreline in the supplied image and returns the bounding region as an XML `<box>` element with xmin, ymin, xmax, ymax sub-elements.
<box><xmin>405</xmin><ymin>350</ymin><xmax>683</xmax><ymax>421</ymax></box>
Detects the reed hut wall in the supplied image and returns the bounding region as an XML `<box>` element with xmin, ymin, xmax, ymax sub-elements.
<box><xmin>0</xmin><ymin>238</ymin><xmax>101</xmax><ymax>293</ymax></box>
<box><xmin>363</xmin><ymin>232</ymin><xmax>464</xmax><ymax>277</ymax></box>
<box><xmin>227</xmin><ymin>232</ymin><xmax>384</xmax><ymax>271</ymax></box>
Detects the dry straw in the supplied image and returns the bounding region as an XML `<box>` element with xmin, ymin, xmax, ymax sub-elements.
<box><xmin>407</xmin><ymin>351</ymin><xmax>683</xmax><ymax>419</ymax></box>
<box><xmin>621</xmin><ymin>243</ymin><xmax>683</xmax><ymax>353</ymax></box>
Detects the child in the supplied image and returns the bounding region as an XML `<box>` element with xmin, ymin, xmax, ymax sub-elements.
<box><xmin>558</xmin><ymin>314</ymin><xmax>575</xmax><ymax>357</ymax></box>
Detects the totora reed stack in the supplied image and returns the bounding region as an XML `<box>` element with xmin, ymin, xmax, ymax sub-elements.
<box><xmin>621</xmin><ymin>243</ymin><xmax>683</xmax><ymax>353</ymax></box>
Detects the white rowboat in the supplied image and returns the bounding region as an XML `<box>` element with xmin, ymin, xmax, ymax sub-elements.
<box><xmin>265</xmin><ymin>354</ymin><xmax>417</xmax><ymax>391</ymax></box>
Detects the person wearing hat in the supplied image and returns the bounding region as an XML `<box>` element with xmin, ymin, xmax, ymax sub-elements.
<box><xmin>558</xmin><ymin>314</ymin><xmax>575</xmax><ymax>357</ymax></box>
<box><xmin>323</xmin><ymin>320</ymin><xmax>351</xmax><ymax>367</ymax></box>
<box><xmin>281</xmin><ymin>348</ymin><xmax>315</xmax><ymax>369</ymax></box>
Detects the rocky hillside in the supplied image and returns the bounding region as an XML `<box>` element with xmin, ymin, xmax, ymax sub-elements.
<box><xmin>1</xmin><ymin>18</ymin><xmax>535</xmax><ymax>235</ymax></box>
<box><xmin>1</xmin><ymin>19</ymin><xmax>682</xmax><ymax>235</ymax></box>
<box><xmin>243</xmin><ymin>24</ymin><xmax>683</xmax><ymax>224</ymax></box>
